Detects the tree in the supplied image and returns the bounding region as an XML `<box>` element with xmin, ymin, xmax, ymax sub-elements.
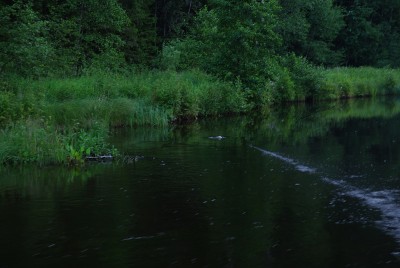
<box><xmin>278</xmin><ymin>0</ymin><xmax>344</xmax><ymax>66</ymax></box>
<box><xmin>38</xmin><ymin>0</ymin><xmax>130</xmax><ymax>74</ymax></box>
<box><xmin>334</xmin><ymin>0</ymin><xmax>400</xmax><ymax>67</ymax></box>
<box><xmin>0</xmin><ymin>1</ymin><xmax>54</xmax><ymax>77</ymax></box>
<box><xmin>335</xmin><ymin>2</ymin><xmax>382</xmax><ymax>66</ymax></box>
<box><xmin>169</xmin><ymin>0</ymin><xmax>281</xmax><ymax>89</ymax></box>
<box><xmin>154</xmin><ymin>0</ymin><xmax>206</xmax><ymax>40</ymax></box>
<box><xmin>119</xmin><ymin>0</ymin><xmax>157</xmax><ymax>66</ymax></box>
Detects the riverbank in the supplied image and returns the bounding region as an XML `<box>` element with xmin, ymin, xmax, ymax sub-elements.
<box><xmin>0</xmin><ymin>67</ymin><xmax>399</xmax><ymax>166</ymax></box>
<box><xmin>0</xmin><ymin>70</ymin><xmax>247</xmax><ymax>165</ymax></box>
<box><xmin>320</xmin><ymin>67</ymin><xmax>400</xmax><ymax>99</ymax></box>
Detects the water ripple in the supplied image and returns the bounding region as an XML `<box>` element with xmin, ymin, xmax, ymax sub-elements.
<box><xmin>252</xmin><ymin>145</ymin><xmax>400</xmax><ymax>245</ymax></box>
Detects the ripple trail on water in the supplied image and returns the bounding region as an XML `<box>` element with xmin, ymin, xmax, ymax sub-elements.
<box><xmin>252</xmin><ymin>145</ymin><xmax>400</xmax><ymax>247</ymax></box>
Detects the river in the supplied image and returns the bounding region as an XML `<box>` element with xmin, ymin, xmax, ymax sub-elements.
<box><xmin>1</xmin><ymin>98</ymin><xmax>400</xmax><ymax>267</ymax></box>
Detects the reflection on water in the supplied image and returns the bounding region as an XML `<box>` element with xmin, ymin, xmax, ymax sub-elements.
<box><xmin>1</xmin><ymin>98</ymin><xmax>400</xmax><ymax>267</ymax></box>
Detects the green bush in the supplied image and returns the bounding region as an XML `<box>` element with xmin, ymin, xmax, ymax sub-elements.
<box><xmin>275</xmin><ymin>67</ymin><xmax>296</xmax><ymax>102</ymax></box>
<box><xmin>280</xmin><ymin>55</ymin><xmax>323</xmax><ymax>101</ymax></box>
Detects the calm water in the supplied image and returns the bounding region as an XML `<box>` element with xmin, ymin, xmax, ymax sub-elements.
<box><xmin>2</xmin><ymin>98</ymin><xmax>400</xmax><ymax>267</ymax></box>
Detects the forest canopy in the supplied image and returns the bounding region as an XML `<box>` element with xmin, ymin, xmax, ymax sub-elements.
<box><xmin>1</xmin><ymin>0</ymin><xmax>399</xmax><ymax>81</ymax></box>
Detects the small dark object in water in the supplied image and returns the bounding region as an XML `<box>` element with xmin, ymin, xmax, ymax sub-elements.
<box><xmin>85</xmin><ymin>155</ymin><xmax>113</xmax><ymax>162</ymax></box>
<box><xmin>124</xmin><ymin>155</ymin><xmax>144</xmax><ymax>164</ymax></box>
<box><xmin>208</xmin><ymin>136</ymin><xmax>225</xmax><ymax>140</ymax></box>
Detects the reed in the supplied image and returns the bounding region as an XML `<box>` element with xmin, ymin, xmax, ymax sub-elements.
<box><xmin>320</xmin><ymin>67</ymin><xmax>400</xmax><ymax>99</ymax></box>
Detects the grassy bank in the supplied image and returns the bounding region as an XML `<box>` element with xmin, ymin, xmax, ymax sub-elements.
<box><xmin>1</xmin><ymin>70</ymin><xmax>247</xmax><ymax>126</ymax></box>
<box><xmin>320</xmin><ymin>67</ymin><xmax>400</xmax><ymax>99</ymax></box>
<box><xmin>1</xmin><ymin>67</ymin><xmax>400</xmax><ymax>166</ymax></box>
<box><xmin>0</xmin><ymin>70</ymin><xmax>247</xmax><ymax>165</ymax></box>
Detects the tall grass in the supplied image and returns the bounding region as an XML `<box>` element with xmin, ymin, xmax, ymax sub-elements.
<box><xmin>0</xmin><ymin>69</ymin><xmax>247</xmax><ymax>165</ymax></box>
<box><xmin>8</xmin><ymin>69</ymin><xmax>248</xmax><ymax>123</ymax></box>
<box><xmin>0</xmin><ymin>119</ymin><xmax>115</xmax><ymax>166</ymax></box>
<box><xmin>46</xmin><ymin>98</ymin><xmax>171</xmax><ymax>128</ymax></box>
<box><xmin>320</xmin><ymin>67</ymin><xmax>400</xmax><ymax>99</ymax></box>
<box><xmin>0</xmin><ymin>121</ymin><xmax>63</xmax><ymax>165</ymax></box>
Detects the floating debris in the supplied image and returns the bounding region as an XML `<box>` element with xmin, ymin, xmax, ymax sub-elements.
<box><xmin>208</xmin><ymin>136</ymin><xmax>225</xmax><ymax>140</ymax></box>
<box><xmin>85</xmin><ymin>155</ymin><xmax>113</xmax><ymax>162</ymax></box>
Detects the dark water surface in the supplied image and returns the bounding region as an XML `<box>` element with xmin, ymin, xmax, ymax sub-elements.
<box><xmin>2</xmin><ymin>98</ymin><xmax>400</xmax><ymax>267</ymax></box>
